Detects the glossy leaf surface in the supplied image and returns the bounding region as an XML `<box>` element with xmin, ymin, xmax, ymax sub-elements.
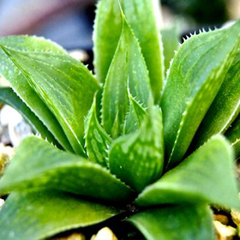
<box><xmin>136</xmin><ymin>135</ymin><xmax>240</xmax><ymax>210</ymax></box>
<box><xmin>193</xmin><ymin>50</ymin><xmax>240</xmax><ymax>148</ymax></box>
<box><xmin>0</xmin><ymin>36</ymin><xmax>100</xmax><ymax>155</ymax></box>
<box><xmin>94</xmin><ymin>0</ymin><xmax>164</xmax><ymax>101</ymax></box>
<box><xmin>129</xmin><ymin>204</ymin><xmax>214</xmax><ymax>240</ymax></box>
<box><xmin>0</xmin><ymin>36</ymin><xmax>72</xmax><ymax>152</ymax></box>
<box><xmin>161</xmin><ymin>21</ymin><xmax>240</xmax><ymax>168</ymax></box>
<box><xmin>0</xmin><ymin>87</ymin><xmax>58</xmax><ymax>146</ymax></box>
<box><xmin>0</xmin><ymin>190</ymin><xmax>121</xmax><ymax>240</ymax></box>
<box><xmin>109</xmin><ymin>107</ymin><xmax>164</xmax><ymax>192</ymax></box>
<box><xmin>0</xmin><ymin>137</ymin><xmax>133</xmax><ymax>203</ymax></box>
<box><xmin>85</xmin><ymin>96</ymin><xmax>112</xmax><ymax>168</ymax></box>
<box><xmin>102</xmin><ymin>18</ymin><xmax>152</xmax><ymax>138</ymax></box>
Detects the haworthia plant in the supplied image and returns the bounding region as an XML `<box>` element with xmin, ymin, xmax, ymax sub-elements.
<box><xmin>0</xmin><ymin>36</ymin><xmax>100</xmax><ymax>155</ymax></box>
<box><xmin>102</xmin><ymin>15</ymin><xmax>153</xmax><ymax>138</ymax></box>
<box><xmin>161</xmin><ymin>22</ymin><xmax>240</xmax><ymax>168</ymax></box>
<box><xmin>94</xmin><ymin>0</ymin><xmax>164</xmax><ymax>102</ymax></box>
<box><xmin>192</xmin><ymin>50</ymin><xmax>240</xmax><ymax>149</ymax></box>
<box><xmin>0</xmin><ymin>0</ymin><xmax>240</xmax><ymax>239</ymax></box>
<box><xmin>128</xmin><ymin>204</ymin><xmax>214</xmax><ymax>240</ymax></box>
<box><xmin>109</xmin><ymin>106</ymin><xmax>164</xmax><ymax>192</ymax></box>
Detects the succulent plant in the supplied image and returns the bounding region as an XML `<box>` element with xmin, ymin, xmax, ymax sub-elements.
<box><xmin>0</xmin><ymin>0</ymin><xmax>240</xmax><ymax>239</ymax></box>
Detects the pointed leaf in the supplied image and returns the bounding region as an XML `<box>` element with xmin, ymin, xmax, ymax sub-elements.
<box><xmin>94</xmin><ymin>0</ymin><xmax>164</xmax><ymax>101</ymax></box>
<box><xmin>225</xmin><ymin>115</ymin><xmax>240</xmax><ymax>158</ymax></box>
<box><xmin>123</xmin><ymin>94</ymin><xmax>146</xmax><ymax>134</ymax></box>
<box><xmin>136</xmin><ymin>135</ymin><xmax>240</xmax><ymax>210</ymax></box>
<box><xmin>0</xmin><ymin>137</ymin><xmax>133</xmax><ymax>203</ymax></box>
<box><xmin>84</xmin><ymin>96</ymin><xmax>112</xmax><ymax>168</ymax></box>
<box><xmin>94</xmin><ymin>0</ymin><xmax>122</xmax><ymax>83</ymax></box>
<box><xmin>102</xmin><ymin>17</ymin><xmax>152</xmax><ymax>138</ymax></box>
<box><xmin>0</xmin><ymin>190</ymin><xmax>122</xmax><ymax>240</ymax></box>
<box><xmin>193</xmin><ymin>50</ymin><xmax>240</xmax><ymax>148</ymax></box>
<box><xmin>0</xmin><ymin>36</ymin><xmax>100</xmax><ymax>155</ymax></box>
<box><xmin>161</xmin><ymin>24</ymin><xmax>180</xmax><ymax>72</ymax></box>
<box><xmin>129</xmin><ymin>204</ymin><xmax>214</xmax><ymax>240</ymax></box>
<box><xmin>120</xmin><ymin>0</ymin><xmax>164</xmax><ymax>102</ymax></box>
<box><xmin>109</xmin><ymin>106</ymin><xmax>164</xmax><ymax>192</ymax></box>
<box><xmin>0</xmin><ymin>36</ymin><xmax>72</xmax><ymax>152</ymax></box>
<box><xmin>0</xmin><ymin>87</ymin><xmax>58</xmax><ymax>146</ymax></box>
<box><xmin>161</xmin><ymin>21</ymin><xmax>240</xmax><ymax>168</ymax></box>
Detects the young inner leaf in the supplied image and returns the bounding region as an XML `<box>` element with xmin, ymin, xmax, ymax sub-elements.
<box><xmin>102</xmin><ymin>17</ymin><xmax>152</xmax><ymax>138</ymax></box>
<box><xmin>109</xmin><ymin>106</ymin><xmax>164</xmax><ymax>192</ymax></box>
<box><xmin>84</xmin><ymin>96</ymin><xmax>112</xmax><ymax>168</ymax></box>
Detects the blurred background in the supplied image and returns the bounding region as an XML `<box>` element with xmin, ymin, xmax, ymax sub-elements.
<box><xmin>0</xmin><ymin>0</ymin><xmax>239</xmax><ymax>52</ymax></box>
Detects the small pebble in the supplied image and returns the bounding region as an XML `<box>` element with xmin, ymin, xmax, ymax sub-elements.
<box><xmin>231</xmin><ymin>209</ymin><xmax>240</xmax><ymax>226</ymax></box>
<box><xmin>0</xmin><ymin>105</ymin><xmax>32</xmax><ymax>146</ymax></box>
<box><xmin>0</xmin><ymin>144</ymin><xmax>14</xmax><ymax>175</ymax></box>
<box><xmin>214</xmin><ymin>220</ymin><xmax>236</xmax><ymax>240</ymax></box>
<box><xmin>68</xmin><ymin>50</ymin><xmax>89</xmax><ymax>62</ymax></box>
<box><xmin>214</xmin><ymin>214</ymin><xmax>229</xmax><ymax>225</ymax></box>
<box><xmin>91</xmin><ymin>227</ymin><xmax>118</xmax><ymax>240</ymax></box>
<box><xmin>0</xmin><ymin>198</ymin><xmax>4</xmax><ymax>212</ymax></box>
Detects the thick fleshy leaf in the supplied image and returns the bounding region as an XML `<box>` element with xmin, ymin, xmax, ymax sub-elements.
<box><xmin>161</xmin><ymin>25</ymin><xmax>180</xmax><ymax>72</ymax></box>
<box><xmin>123</xmin><ymin>94</ymin><xmax>146</xmax><ymax>135</ymax></box>
<box><xmin>161</xmin><ymin>21</ymin><xmax>240</xmax><ymax>168</ymax></box>
<box><xmin>129</xmin><ymin>204</ymin><xmax>214</xmax><ymax>240</ymax></box>
<box><xmin>94</xmin><ymin>0</ymin><xmax>122</xmax><ymax>83</ymax></box>
<box><xmin>94</xmin><ymin>0</ymin><xmax>164</xmax><ymax>102</ymax></box>
<box><xmin>84</xmin><ymin>96</ymin><xmax>112</xmax><ymax>168</ymax></box>
<box><xmin>0</xmin><ymin>190</ymin><xmax>122</xmax><ymax>240</ymax></box>
<box><xmin>0</xmin><ymin>36</ymin><xmax>100</xmax><ymax>155</ymax></box>
<box><xmin>136</xmin><ymin>135</ymin><xmax>240</xmax><ymax>209</ymax></box>
<box><xmin>193</xmin><ymin>50</ymin><xmax>240</xmax><ymax>148</ymax></box>
<box><xmin>0</xmin><ymin>136</ymin><xmax>133</xmax><ymax>203</ymax></box>
<box><xmin>0</xmin><ymin>36</ymin><xmax>72</xmax><ymax>152</ymax></box>
<box><xmin>225</xmin><ymin>115</ymin><xmax>240</xmax><ymax>158</ymax></box>
<box><xmin>0</xmin><ymin>87</ymin><xmax>58</xmax><ymax>146</ymax></box>
<box><xmin>120</xmin><ymin>0</ymin><xmax>164</xmax><ymax>102</ymax></box>
<box><xmin>102</xmin><ymin>17</ymin><xmax>152</xmax><ymax>138</ymax></box>
<box><xmin>109</xmin><ymin>106</ymin><xmax>164</xmax><ymax>192</ymax></box>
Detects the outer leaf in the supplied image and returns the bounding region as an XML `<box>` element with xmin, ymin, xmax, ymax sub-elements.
<box><xmin>109</xmin><ymin>106</ymin><xmax>164</xmax><ymax>192</ymax></box>
<box><xmin>102</xmin><ymin>17</ymin><xmax>152</xmax><ymax>138</ymax></box>
<box><xmin>84</xmin><ymin>96</ymin><xmax>112</xmax><ymax>168</ymax></box>
<box><xmin>135</xmin><ymin>135</ymin><xmax>240</xmax><ymax>210</ymax></box>
<box><xmin>0</xmin><ymin>136</ymin><xmax>133</xmax><ymax>203</ymax></box>
<box><xmin>161</xmin><ymin>21</ymin><xmax>240</xmax><ymax>168</ymax></box>
<box><xmin>0</xmin><ymin>36</ymin><xmax>100</xmax><ymax>155</ymax></box>
<box><xmin>193</xmin><ymin>50</ymin><xmax>240</xmax><ymax>148</ymax></box>
<box><xmin>0</xmin><ymin>87</ymin><xmax>58</xmax><ymax>146</ymax></box>
<box><xmin>123</xmin><ymin>94</ymin><xmax>146</xmax><ymax>135</ymax></box>
<box><xmin>0</xmin><ymin>190</ymin><xmax>122</xmax><ymax>240</ymax></box>
<box><xmin>94</xmin><ymin>0</ymin><xmax>164</xmax><ymax>102</ymax></box>
<box><xmin>128</xmin><ymin>204</ymin><xmax>214</xmax><ymax>240</ymax></box>
<box><xmin>225</xmin><ymin>115</ymin><xmax>240</xmax><ymax>158</ymax></box>
<box><xmin>0</xmin><ymin>36</ymin><xmax>72</xmax><ymax>152</ymax></box>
